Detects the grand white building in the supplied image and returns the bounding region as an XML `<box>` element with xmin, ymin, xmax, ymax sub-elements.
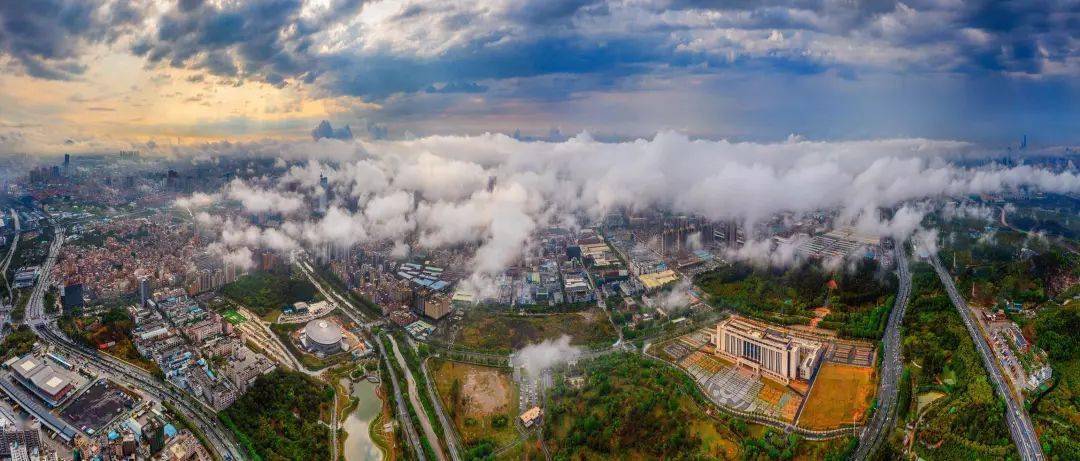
<box><xmin>713</xmin><ymin>316</ymin><xmax>824</xmax><ymax>384</ymax></box>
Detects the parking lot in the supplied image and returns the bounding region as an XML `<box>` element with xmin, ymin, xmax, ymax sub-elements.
<box><xmin>59</xmin><ymin>380</ymin><xmax>137</xmax><ymax>435</ymax></box>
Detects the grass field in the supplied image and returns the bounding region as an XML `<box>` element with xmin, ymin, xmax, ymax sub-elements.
<box><xmin>798</xmin><ymin>363</ymin><xmax>875</xmax><ymax>430</ymax></box>
<box><xmin>431</xmin><ymin>360</ymin><xmax>520</xmax><ymax>450</ymax></box>
<box><xmin>222</xmin><ymin>309</ymin><xmax>246</xmax><ymax>325</ymax></box>
<box><xmin>457</xmin><ymin>307</ymin><xmax>617</xmax><ymax>352</ymax></box>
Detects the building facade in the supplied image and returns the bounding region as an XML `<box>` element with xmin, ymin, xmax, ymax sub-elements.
<box><xmin>712</xmin><ymin>316</ymin><xmax>823</xmax><ymax>384</ymax></box>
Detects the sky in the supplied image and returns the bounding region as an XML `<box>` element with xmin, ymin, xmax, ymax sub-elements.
<box><xmin>0</xmin><ymin>0</ymin><xmax>1077</xmax><ymax>154</ymax></box>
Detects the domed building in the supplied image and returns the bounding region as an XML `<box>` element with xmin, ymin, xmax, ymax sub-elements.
<box><xmin>301</xmin><ymin>319</ymin><xmax>343</xmax><ymax>355</ymax></box>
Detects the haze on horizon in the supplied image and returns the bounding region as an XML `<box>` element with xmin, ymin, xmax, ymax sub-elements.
<box><xmin>0</xmin><ymin>0</ymin><xmax>1077</xmax><ymax>156</ymax></box>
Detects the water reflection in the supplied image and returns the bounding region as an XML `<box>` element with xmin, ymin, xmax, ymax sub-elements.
<box><xmin>342</xmin><ymin>379</ymin><xmax>384</xmax><ymax>461</ymax></box>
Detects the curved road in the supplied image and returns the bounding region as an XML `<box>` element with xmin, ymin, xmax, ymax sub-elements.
<box><xmin>929</xmin><ymin>253</ymin><xmax>1044</xmax><ymax>461</ymax></box>
<box><xmin>379</xmin><ymin>335</ymin><xmax>426</xmax><ymax>461</ymax></box>
<box><xmin>388</xmin><ymin>334</ymin><xmax>449</xmax><ymax>461</ymax></box>
<box><xmin>854</xmin><ymin>245</ymin><xmax>912</xmax><ymax>459</ymax></box>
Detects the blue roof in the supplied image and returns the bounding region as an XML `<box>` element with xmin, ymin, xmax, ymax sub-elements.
<box><xmin>164</xmin><ymin>424</ymin><xmax>178</xmax><ymax>438</ymax></box>
<box><xmin>108</xmin><ymin>431</ymin><xmax>119</xmax><ymax>440</ymax></box>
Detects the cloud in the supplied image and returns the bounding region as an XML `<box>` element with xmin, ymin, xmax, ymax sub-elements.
<box><xmin>190</xmin><ymin>131</ymin><xmax>1080</xmax><ymax>282</ymax></box>
<box><xmin>5</xmin><ymin>0</ymin><xmax>1075</xmax><ymax>100</ymax></box>
<box><xmin>0</xmin><ymin>0</ymin><xmax>145</xmax><ymax>80</ymax></box>
<box><xmin>225</xmin><ymin>179</ymin><xmax>306</xmax><ymax>214</ymax></box>
<box><xmin>175</xmin><ymin>191</ymin><xmax>220</xmax><ymax>209</ymax></box>
<box><xmin>511</xmin><ymin>335</ymin><xmax>582</xmax><ymax>378</ymax></box>
<box><xmin>312</xmin><ymin>120</ymin><xmax>354</xmax><ymax>141</ymax></box>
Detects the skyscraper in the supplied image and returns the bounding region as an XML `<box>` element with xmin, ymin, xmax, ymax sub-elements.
<box><xmin>138</xmin><ymin>277</ymin><xmax>151</xmax><ymax>307</ymax></box>
<box><xmin>317</xmin><ymin>174</ymin><xmax>329</xmax><ymax>213</ymax></box>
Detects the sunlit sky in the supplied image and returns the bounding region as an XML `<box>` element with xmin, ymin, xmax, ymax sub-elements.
<box><xmin>1</xmin><ymin>0</ymin><xmax>1077</xmax><ymax>154</ymax></box>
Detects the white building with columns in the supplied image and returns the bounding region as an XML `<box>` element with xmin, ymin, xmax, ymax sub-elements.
<box><xmin>713</xmin><ymin>315</ymin><xmax>824</xmax><ymax>384</ymax></box>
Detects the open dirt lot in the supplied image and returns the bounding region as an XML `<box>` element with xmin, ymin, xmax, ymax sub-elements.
<box><xmin>432</xmin><ymin>360</ymin><xmax>520</xmax><ymax>448</ymax></box>
<box><xmin>799</xmin><ymin>363</ymin><xmax>876</xmax><ymax>430</ymax></box>
<box><xmin>457</xmin><ymin>307</ymin><xmax>617</xmax><ymax>352</ymax></box>
<box><xmin>462</xmin><ymin>366</ymin><xmax>511</xmax><ymax>415</ymax></box>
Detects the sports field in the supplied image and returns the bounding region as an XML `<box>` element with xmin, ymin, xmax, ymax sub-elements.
<box><xmin>798</xmin><ymin>363</ymin><xmax>876</xmax><ymax>430</ymax></box>
<box><xmin>222</xmin><ymin>309</ymin><xmax>247</xmax><ymax>325</ymax></box>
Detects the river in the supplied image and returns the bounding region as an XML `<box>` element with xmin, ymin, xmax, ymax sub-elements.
<box><xmin>341</xmin><ymin>379</ymin><xmax>384</xmax><ymax>461</ymax></box>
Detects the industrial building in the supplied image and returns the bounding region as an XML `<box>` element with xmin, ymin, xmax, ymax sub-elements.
<box><xmin>712</xmin><ymin>316</ymin><xmax>824</xmax><ymax>384</ymax></box>
<box><xmin>6</xmin><ymin>355</ymin><xmax>76</xmax><ymax>407</ymax></box>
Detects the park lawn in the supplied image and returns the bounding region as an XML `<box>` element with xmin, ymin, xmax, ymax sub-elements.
<box><xmin>916</xmin><ymin>391</ymin><xmax>946</xmax><ymax>414</ymax></box>
<box><xmin>798</xmin><ymin>363</ymin><xmax>876</xmax><ymax>430</ymax></box>
<box><xmin>457</xmin><ymin>307</ymin><xmax>617</xmax><ymax>352</ymax></box>
<box><xmin>431</xmin><ymin>360</ymin><xmax>520</xmax><ymax>450</ymax></box>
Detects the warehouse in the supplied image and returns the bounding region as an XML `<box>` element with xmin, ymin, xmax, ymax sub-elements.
<box><xmin>8</xmin><ymin>355</ymin><xmax>76</xmax><ymax>407</ymax></box>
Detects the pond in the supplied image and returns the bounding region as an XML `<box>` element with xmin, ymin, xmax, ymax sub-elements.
<box><xmin>341</xmin><ymin>379</ymin><xmax>384</xmax><ymax>461</ymax></box>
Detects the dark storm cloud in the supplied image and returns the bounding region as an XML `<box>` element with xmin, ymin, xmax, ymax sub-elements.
<box><xmin>130</xmin><ymin>0</ymin><xmax>319</xmax><ymax>84</ymax></box>
<box><xmin>0</xmin><ymin>0</ymin><xmax>144</xmax><ymax>79</ymax></box>
<box><xmin>0</xmin><ymin>0</ymin><xmax>1075</xmax><ymax>104</ymax></box>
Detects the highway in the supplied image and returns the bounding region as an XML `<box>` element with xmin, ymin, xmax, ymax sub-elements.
<box><xmin>854</xmin><ymin>245</ymin><xmax>912</xmax><ymax>460</ymax></box>
<box><xmin>1</xmin><ymin>208</ymin><xmax>21</xmax><ymax>306</ymax></box>
<box><xmin>929</xmin><ymin>253</ymin><xmax>1044</xmax><ymax>461</ymax></box>
<box><xmin>24</xmin><ymin>227</ymin><xmax>63</xmax><ymax>325</ymax></box>
<box><xmin>20</xmin><ymin>226</ymin><xmax>245</xmax><ymax>461</ymax></box>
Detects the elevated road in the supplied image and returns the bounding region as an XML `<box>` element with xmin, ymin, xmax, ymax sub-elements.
<box><xmin>929</xmin><ymin>253</ymin><xmax>1044</xmax><ymax>461</ymax></box>
<box><xmin>1</xmin><ymin>208</ymin><xmax>21</xmax><ymax>306</ymax></box>
<box><xmin>20</xmin><ymin>226</ymin><xmax>244</xmax><ymax>461</ymax></box>
<box><xmin>35</xmin><ymin>323</ymin><xmax>245</xmax><ymax>461</ymax></box>
<box><xmin>388</xmin><ymin>334</ymin><xmax>450</xmax><ymax>461</ymax></box>
<box><xmin>854</xmin><ymin>245</ymin><xmax>912</xmax><ymax>459</ymax></box>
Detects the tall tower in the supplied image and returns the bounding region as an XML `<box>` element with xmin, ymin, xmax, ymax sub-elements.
<box><xmin>139</xmin><ymin>277</ymin><xmax>151</xmax><ymax>307</ymax></box>
<box><xmin>317</xmin><ymin>174</ymin><xmax>329</xmax><ymax>213</ymax></box>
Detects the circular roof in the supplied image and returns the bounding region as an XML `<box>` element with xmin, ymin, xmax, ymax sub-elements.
<box><xmin>304</xmin><ymin>319</ymin><xmax>342</xmax><ymax>345</ymax></box>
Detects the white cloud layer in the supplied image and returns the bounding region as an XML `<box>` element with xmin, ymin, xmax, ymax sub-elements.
<box><xmin>179</xmin><ymin>131</ymin><xmax>1080</xmax><ymax>274</ymax></box>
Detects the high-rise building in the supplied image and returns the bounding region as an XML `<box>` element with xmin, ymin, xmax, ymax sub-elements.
<box><xmin>144</xmin><ymin>419</ymin><xmax>165</xmax><ymax>455</ymax></box>
<box><xmin>138</xmin><ymin>277</ymin><xmax>151</xmax><ymax>307</ymax></box>
<box><xmin>61</xmin><ymin>283</ymin><xmax>84</xmax><ymax>312</ymax></box>
<box><xmin>317</xmin><ymin>174</ymin><xmax>329</xmax><ymax>213</ymax></box>
<box><xmin>63</xmin><ymin>154</ymin><xmax>70</xmax><ymax>167</ymax></box>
